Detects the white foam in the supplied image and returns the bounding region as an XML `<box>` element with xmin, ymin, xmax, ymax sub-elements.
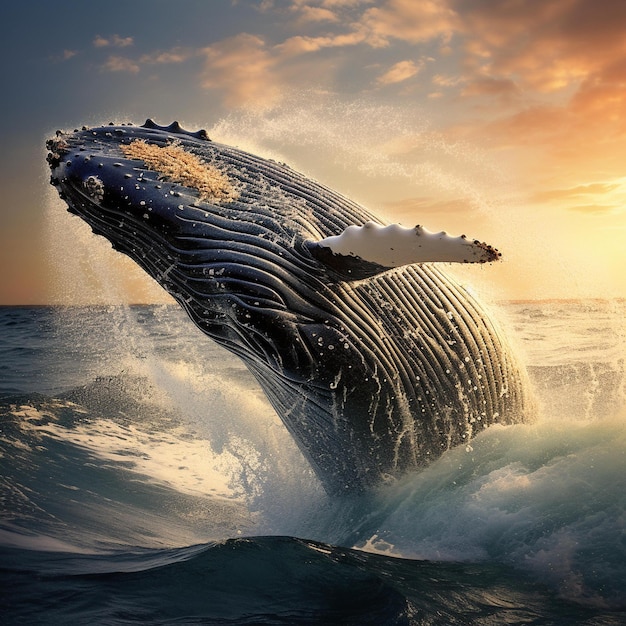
<box><xmin>349</xmin><ymin>417</ymin><xmax>626</xmax><ymax>607</ymax></box>
<box><xmin>10</xmin><ymin>404</ymin><xmax>237</xmax><ymax>500</ymax></box>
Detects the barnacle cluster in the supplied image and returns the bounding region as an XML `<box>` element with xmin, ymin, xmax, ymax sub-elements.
<box><xmin>83</xmin><ymin>175</ymin><xmax>105</xmax><ymax>203</ymax></box>
<box><xmin>121</xmin><ymin>139</ymin><xmax>239</xmax><ymax>203</ymax></box>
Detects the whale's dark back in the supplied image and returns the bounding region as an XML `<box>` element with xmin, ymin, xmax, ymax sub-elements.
<box><xmin>48</xmin><ymin>121</ymin><xmax>534</xmax><ymax>494</ymax></box>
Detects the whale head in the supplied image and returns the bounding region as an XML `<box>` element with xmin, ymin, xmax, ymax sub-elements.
<box><xmin>47</xmin><ymin>121</ymin><xmax>329</xmax><ymax>342</ymax></box>
<box><xmin>47</xmin><ymin>120</ymin><xmax>527</xmax><ymax>493</ymax></box>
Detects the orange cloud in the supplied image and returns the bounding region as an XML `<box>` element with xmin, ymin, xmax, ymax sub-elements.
<box><xmin>88</xmin><ymin>0</ymin><xmax>626</xmax><ymax>194</ymax></box>
<box><xmin>200</xmin><ymin>30</ymin><xmax>358</xmax><ymax>108</ymax></box>
<box><xmin>277</xmin><ymin>31</ymin><xmax>366</xmax><ymax>55</ymax></box>
<box><xmin>432</xmin><ymin>74</ymin><xmax>463</xmax><ymax>87</ymax></box>
<box><xmin>320</xmin><ymin>0</ymin><xmax>373</xmax><ymax>6</ymax></box>
<box><xmin>292</xmin><ymin>0</ymin><xmax>373</xmax><ymax>9</ymax></box>
<box><xmin>360</xmin><ymin>0</ymin><xmax>458</xmax><ymax>47</ymax></box>
<box><xmin>366</xmin><ymin>0</ymin><xmax>626</xmax><ymax>174</ymax></box>
<box><xmin>377</xmin><ymin>59</ymin><xmax>422</xmax><ymax>85</ymax></box>
<box><xmin>288</xmin><ymin>0</ymin><xmax>374</xmax><ymax>27</ymax></box>
<box><xmin>455</xmin><ymin>0</ymin><xmax>626</xmax><ymax>93</ymax></box>
<box><xmin>293</xmin><ymin>5</ymin><xmax>339</xmax><ymax>23</ymax></box>
<box><xmin>99</xmin><ymin>47</ymin><xmax>192</xmax><ymax>74</ymax></box>
<box><xmin>532</xmin><ymin>183</ymin><xmax>621</xmax><ymax>204</ymax></box>
<box><xmin>529</xmin><ymin>182</ymin><xmax>626</xmax><ymax>215</ymax></box>
<box><xmin>201</xmin><ymin>34</ymin><xmax>285</xmax><ymax>109</ymax></box>
<box><xmin>567</xmin><ymin>204</ymin><xmax>617</xmax><ymax>214</ymax></box>
<box><xmin>437</xmin><ymin>0</ymin><xmax>626</xmax><ymax>185</ymax></box>
<box><xmin>461</xmin><ymin>76</ymin><xmax>520</xmax><ymax>100</ymax></box>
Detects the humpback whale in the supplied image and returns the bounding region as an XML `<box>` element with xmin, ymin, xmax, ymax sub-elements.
<box><xmin>47</xmin><ymin>120</ymin><xmax>533</xmax><ymax>494</ymax></box>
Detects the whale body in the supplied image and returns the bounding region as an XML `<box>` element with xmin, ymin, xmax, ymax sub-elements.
<box><xmin>47</xmin><ymin>120</ymin><xmax>533</xmax><ymax>494</ymax></box>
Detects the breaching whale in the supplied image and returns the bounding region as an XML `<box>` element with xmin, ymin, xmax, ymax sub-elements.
<box><xmin>47</xmin><ymin>120</ymin><xmax>533</xmax><ymax>494</ymax></box>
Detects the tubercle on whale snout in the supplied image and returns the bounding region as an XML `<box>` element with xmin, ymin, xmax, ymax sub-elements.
<box><xmin>140</xmin><ymin>118</ymin><xmax>212</xmax><ymax>141</ymax></box>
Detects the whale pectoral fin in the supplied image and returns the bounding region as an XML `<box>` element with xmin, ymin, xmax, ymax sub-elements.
<box><xmin>306</xmin><ymin>222</ymin><xmax>501</xmax><ymax>280</ymax></box>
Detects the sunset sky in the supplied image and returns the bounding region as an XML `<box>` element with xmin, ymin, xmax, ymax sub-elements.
<box><xmin>3</xmin><ymin>0</ymin><xmax>626</xmax><ymax>304</ymax></box>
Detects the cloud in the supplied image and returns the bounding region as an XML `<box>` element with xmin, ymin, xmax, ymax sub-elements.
<box><xmin>453</xmin><ymin>0</ymin><xmax>626</xmax><ymax>93</ymax></box>
<box><xmin>290</xmin><ymin>0</ymin><xmax>373</xmax><ymax>9</ymax></box>
<box><xmin>294</xmin><ymin>5</ymin><xmax>339</xmax><ymax>23</ymax></box>
<box><xmin>196</xmin><ymin>1</ymin><xmax>456</xmax><ymax>107</ymax></box>
<box><xmin>98</xmin><ymin>46</ymin><xmax>192</xmax><ymax>74</ymax></box>
<box><xmin>452</xmin><ymin>105</ymin><xmax>566</xmax><ymax>148</ymax></box>
<box><xmin>286</xmin><ymin>0</ymin><xmax>373</xmax><ymax>29</ymax></box>
<box><xmin>461</xmin><ymin>76</ymin><xmax>520</xmax><ymax>100</ymax></box>
<box><xmin>285</xmin><ymin>0</ymin><xmax>461</xmax><ymax>50</ymax></box>
<box><xmin>319</xmin><ymin>0</ymin><xmax>373</xmax><ymax>6</ymax></box>
<box><xmin>567</xmin><ymin>204</ymin><xmax>617</xmax><ymax>214</ymax></box>
<box><xmin>278</xmin><ymin>0</ymin><xmax>626</xmax><ymax>103</ymax></box>
<box><xmin>257</xmin><ymin>0</ymin><xmax>275</xmax><ymax>11</ymax></box>
<box><xmin>201</xmin><ymin>34</ymin><xmax>285</xmax><ymax>109</ymax></box>
<box><xmin>377</xmin><ymin>60</ymin><xmax>422</xmax><ymax>85</ymax></box>
<box><xmin>200</xmin><ymin>31</ymin><xmax>357</xmax><ymax>108</ymax></box>
<box><xmin>91</xmin><ymin>0</ymin><xmax>626</xmax><ymax>185</ymax></box>
<box><xmin>372</xmin><ymin>0</ymin><xmax>626</xmax><ymax>174</ymax></box>
<box><xmin>139</xmin><ymin>48</ymin><xmax>192</xmax><ymax>65</ymax></box>
<box><xmin>102</xmin><ymin>55</ymin><xmax>140</xmax><ymax>73</ymax></box>
<box><xmin>277</xmin><ymin>31</ymin><xmax>366</xmax><ymax>55</ymax></box>
<box><xmin>360</xmin><ymin>0</ymin><xmax>458</xmax><ymax>47</ymax></box>
<box><xmin>432</xmin><ymin>74</ymin><xmax>463</xmax><ymax>87</ymax></box>
<box><xmin>532</xmin><ymin>183</ymin><xmax>621</xmax><ymax>204</ymax></box>
<box><xmin>93</xmin><ymin>34</ymin><xmax>134</xmax><ymax>48</ymax></box>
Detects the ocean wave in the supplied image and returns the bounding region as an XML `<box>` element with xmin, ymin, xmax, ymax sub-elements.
<box><xmin>3</xmin><ymin>536</ymin><xmax>621</xmax><ymax>625</ymax></box>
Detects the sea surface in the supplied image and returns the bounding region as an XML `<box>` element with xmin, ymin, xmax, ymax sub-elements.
<box><xmin>1</xmin><ymin>300</ymin><xmax>625</xmax><ymax>624</ymax></box>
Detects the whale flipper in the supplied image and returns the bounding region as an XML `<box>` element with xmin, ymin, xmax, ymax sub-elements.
<box><xmin>307</xmin><ymin>222</ymin><xmax>500</xmax><ymax>280</ymax></box>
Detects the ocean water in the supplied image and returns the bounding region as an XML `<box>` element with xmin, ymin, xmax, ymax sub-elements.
<box><xmin>1</xmin><ymin>301</ymin><xmax>625</xmax><ymax>624</ymax></box>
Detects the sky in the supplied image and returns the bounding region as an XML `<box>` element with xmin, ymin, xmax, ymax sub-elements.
<box><xmin>2</xmin><ymin>0</ymin><xmax>626</xmax><ymax>304</ymax></box>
